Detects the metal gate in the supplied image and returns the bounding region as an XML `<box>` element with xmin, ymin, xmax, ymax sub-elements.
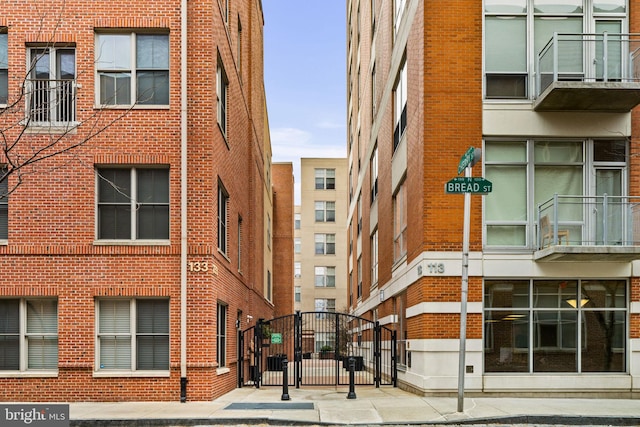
<box><xmin>238</xmin><ymin>311</ymin><xmax>396</xmax><ymax>388</ymax></box>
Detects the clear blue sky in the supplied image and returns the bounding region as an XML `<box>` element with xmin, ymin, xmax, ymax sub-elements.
<box><xmin>262</xmin><ymin>1</ymin><xmax>347</xmax><ymax>202</ymax></box>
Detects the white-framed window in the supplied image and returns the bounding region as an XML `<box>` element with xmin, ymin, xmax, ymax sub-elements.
<box><xmin>218</xmin><ymin>180</ymin><xmax>229</xmax><ymax>255</ymax></box>
<box><xmin>393</xmin><ymin>180</ymin><xmax>407</xmax><ymax>261</ymax></box>
<box><xmin>314</xmin><ymin>266</ymin><xmax>336</xmax><ymax>288</ymax></box>
<box><xmin>96</xmin><ymin>33</ymin><xmax>169</xmax><ymax>106</ymax></box>
<box><xmin>484</xmin><ymin>0</ymin><xmax>627</xmax><ymax>99</ymax></box>
<box><xmin>0</xmin><ymin>30</ymin><xmax>8</xmax><ymax>105</ymax></box>
<box><xmin>371</xmin><ymin>229</ymin><xmax>378</xmax><ymax>288</ymax></box>
<box><xmin>96</xmin><ymin>298</ymin><xmax>169</xmax><ymax>371</ymax></box>
<box><xmin>216</xmin><ymin>302</ymin><xmax>227</xmax><ymax>368</ymax></box>
<box><xmin>97</xmin><ymin>167</ymin><xmax>169</xmax><ymax>241</ymax></box>
<box><xmin>357</xmin><ymin>256</ymin><xmax>362</xmax><ymax>299</ymax></box>
<box><xmin>484</xmin><ymin>279</ymin><xmax>626</xmax><ymax>373</ymax></box>
<box><xmin>0</xmin><ymin>165</ymin><xmax>7</xmax><ymax>240</ymax></box>
<box><xmin>315</xmin><ymin>233</ymin><xmax>336</xmax><ymax>255</ymax></box>
<box><xmin>0</xmin><ymin>299</ymin><xmax>58</xmax><ymax>371</ymax></box>
<box><xmin>393</xmin><ymin>58</ymin><xmax>407</xmax><ymax>152</ymax></box>
<box><xmin>294</xmin><ymin>262</ymin><xmax>301</xmax><ymax>278</ymax></box>
<box><xmin>217</xmin><ymin>56</ymin><xmax>229</xmax><ymax>137</ymax></box>
<box><xmin>315</xmin><ymin>169</ymin><xmax>336</xmax><ymax>190</ymax></box>
<box><xmin>394</xmin><ymin>0</ymin><xmax>406</xmax><ymax>34</ymax></box>
<box><xmin>315</xmin><ymin>201</ymin><xmax>336</xmax><ymax>222</ymax></box>
<box><xmin>27</xmin><ymin>46</ymin><xmax>76</xmax><ymax>124</ymax></box>
<box><xmin>237</xmin><ymin>215</ymin><xmax>243</xmax><ymax>272</ymax></box>
<box><xmin>294</xmin><ymin>286</ymin><xmax>301</xmax><ymax>303</ymax></box>
<box><xmin>371</xmin><ymin>63</ymin><xmax>377</xmax><ymax>120</ymax></box>
<box><xmin>294</xmin><ymin>213</ymin><xmax>301</xmax><ymax>229</ymax></box>
<box><xmin>315</xmin><ymin>298</ymin><xmax>336</xmax><ymax>319</ymax></box>
<box><xmin>371</xmin><ymin>144</ymin><xmax>378</xmax><ymax>203</ymax></box>
<box><xmin>294</xmin><ymin>237</ymin><xmax>301</xmax><ymax>254</ymax></box>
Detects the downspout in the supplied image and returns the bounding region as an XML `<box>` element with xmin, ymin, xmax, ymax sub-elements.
<box><xmin>180</xmin><ymin>0</ymin><xmax>188</xmax><ymax>402</ymax></box>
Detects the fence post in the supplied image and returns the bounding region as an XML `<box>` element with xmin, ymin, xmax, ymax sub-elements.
<box><xmin>281</xmin><ymin>358</ymin><xmax>290</xmax><ymax>401</ymax></box>
<box><xmin>347</xmin><ymin>357</ymin><xmax>357</xmax><ymax>399</ymax></box>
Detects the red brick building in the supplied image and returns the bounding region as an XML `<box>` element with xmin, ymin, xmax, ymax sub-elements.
<box><xmin>349</xmin><ymin>0</ymin><xmax>640</xmax><ymax>397</ymax></box>
<box><xmin>0</xmin><ymin>0</ymin><xmax>287</xmax><ymax>401</ymax></box>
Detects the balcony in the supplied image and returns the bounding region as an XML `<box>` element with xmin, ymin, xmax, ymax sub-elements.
<box><xmin>535</xmin><ymin>194</ymin><xmax>640</xmax><ymax>262</ymax></box>
<box><xmin>26</xmin><ymin>78</ymin><xmax>76</xmax><ymax>126</ymax></box>
<box><xmin>534</xmin><ymin>33</ymin><xmax>640</xmax><ymax>112</ymax></box>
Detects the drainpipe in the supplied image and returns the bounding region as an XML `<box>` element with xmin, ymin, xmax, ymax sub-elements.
<box><xmin>180</xmin><ymin>0</ymin><xmax>188</xmax><ymax>402</ymax></box>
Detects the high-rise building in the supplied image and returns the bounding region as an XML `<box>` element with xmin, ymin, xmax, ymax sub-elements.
<box><xmin>0</xmin><ymin>0</ymin><xmax>289</xmax><ymax>401</ymax></box>
<box><xmin>295</xmin><ymin>158</ymin><xmax>349</xmax><ymax>322</ymax></box>
<box><xmin>348</xmin><ymin>0</ymin><xmax>640</xmax><ymax>396</ymax></box>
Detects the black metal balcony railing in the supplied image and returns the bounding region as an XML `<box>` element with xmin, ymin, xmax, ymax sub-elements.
<box><xmin>535</xmin><ymin>33</ymin><xmax>640</xmax><ymax>111</ymax></box>
<box><xmin>537</xmin><ymin>194</ymin><xmax>640</xmax><ymax>250</ymax></box>
<box><xmin>26</xmin><ymin>78</ymin><xmax>76</xmax><ymax>124</ymax></box>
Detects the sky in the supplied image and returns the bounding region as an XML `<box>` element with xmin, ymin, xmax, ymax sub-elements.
<box><xmin>262</xmin><ymin>1</ymin><xmax>347</xmax><ymax>203</ymax></box>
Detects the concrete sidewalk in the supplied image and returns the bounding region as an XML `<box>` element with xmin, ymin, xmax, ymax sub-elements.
<box><xmin>68</xmin><ymin>386</ymin><xmax>640</xmax><ymax>426</ymax></box>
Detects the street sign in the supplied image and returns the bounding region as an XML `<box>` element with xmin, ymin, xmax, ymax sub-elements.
<box><xmin>271</xmin><ymin>333</ymin><xmax>282</xmax><ymax>344</ymax></box>
<box><xmin>445</xmin><ymin>177</ymin><xmax>492</xmax><ymax>194</ymax></box>
<box><xmin>457</xmin><ymin>147</ymin><xmax>481</xmax><ymax>174</ymax></box>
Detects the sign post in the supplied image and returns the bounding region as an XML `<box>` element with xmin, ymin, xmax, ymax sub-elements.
<box><xmin>446</xmin><ymin>147</ymin><xmax>491</xmax><ymax>413</ymax></box>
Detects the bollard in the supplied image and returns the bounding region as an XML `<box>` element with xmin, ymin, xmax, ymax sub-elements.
<box><xmin>281</xmin><ymin>358</ymin><xmax>291</xmax><ymax>401</ymax></box>
<box><xmin>347</xmin><ymin>357</ymin><xmax>356</xmax><ymax>399</ymax></box>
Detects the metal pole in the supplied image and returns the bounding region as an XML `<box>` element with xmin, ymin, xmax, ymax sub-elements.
<box><xmin>347</xmin><ymin>357</ymin><xmax>357</xmax><ymax>399</ymax></box>
<box><xmin>457</xmin><ymin>166</ymin><xmax>471</xmax><ymax>412</ymax></box>
<box><xmin>281</xmin><ymin>358</ymin><xmax>290</xmax><ymax>401</ymax></box>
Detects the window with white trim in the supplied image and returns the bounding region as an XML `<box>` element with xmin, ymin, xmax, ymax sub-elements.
<box><xmin>96</xmin><ymin>298</ymin><xmax>169</xmax><ymax>371</ymax></box>
<box><xmin>393</xmin><ymin>58</ymin><xmax>407</xmax><ymax>152</ymax></box>
<box><xmin>393</xmin><ymin>180</ymin><xmax>407</xmax><ymax>261</ymax></box>
<box><xmin>315</xmin><ymin>233</ymin><xmax>336</xmax><ymax>255</ymax></box>
<box><xmin>216</xmin><ymin>302</ymin><xmax>227</xmax><ymax>368</ymax></box>
<box><xmin>0</xmin><ymin>299</ymin><xmax>58</xmax><ymax>371</ymax></box>
<box><xmin>315</xmin><ymin>298</ymin><xmax>336</xmax><ymax>319</ymax></box>
<box><xmin>371</xmin><ymin>229</ymin><xmax>378</xmax><ymax>288</ymax></box>
<box><xmin>314</xmin><ymin>266</ymin><xmax>336</xmax><ymax>288</ymax></box>
<box><xmin>0</xmin><ymin>165</ymin><xmax>7</xmax><ymax>240</ymax></box>
<box><xmin>217</xmin><ymin>56</ymin><xmax>229</xmax><ymax>137</ymax></box>
<box><xmin>97</xmin><ymin>167</ymin><xmax>170</xmax><ymax>241</ymax></box>
<box><xmin>96</xmin><ymin>33</ymin><xmax>169</xmax><ymax>106</ymax></box>
<box><xmin>370</xmin><ymin>145</ymin><xmax>378</xmax><ymax>203</ymax></box>
<box><xmin>315</xmin><ymin>168</ymin><xmax>336</xmax><ymax>190</ymax></box>
<box><xmin>218</xmin><ymin>180</ymin><xmax>229</xmax><ymax>255</ymax></box>
<box><xmin>0</xmin><ymin>30</ymin><xmax>8</xmax><ymax>105</ymax></box>
<box><xmin>315</xmin><ymin>201</ymin><xmax>336</xmax><ymax>222</ymax></box>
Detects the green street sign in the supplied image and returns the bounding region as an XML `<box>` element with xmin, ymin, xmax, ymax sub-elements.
<box><xmin>271</xmin><ymin>333</ymin><xmax>282</xmax><ymax>344</ymax></box>
<box><xmin>445</xmin><ymin>177</ymin><xmax>492</xmax><ymax>194</ymax></box>
<box><xmin>458</xmin><ymin>147</ymin><xmax>481</xmax><ymax>174</ymax></box>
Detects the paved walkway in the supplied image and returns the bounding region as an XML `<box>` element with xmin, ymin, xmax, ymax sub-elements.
<box><xmin>67</xmin><ymin>386</ymin><xmax>640</xmax><ymax>426</ymax></box>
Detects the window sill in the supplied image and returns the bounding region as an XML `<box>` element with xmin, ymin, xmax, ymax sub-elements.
<box><xmin>93</xmin><ymin>239</ymin><xmax>170</xmax><ymax>246</ymax></box>
<box><xmin>216</xmin><ymin>367</ymin><xmax>230</xmax><ymax>376</ymax></box>
<box><xmin>0</xmin><ymin>371</ymin><xmax>58</xmax><ymax>378</ymax></box>
<box><xmin>0</xmin><ymin>240</ymin><xmax>7</xmax><ymax>246</ymax></box>
<box><xmin>93</xmin><ymin>370</ymin><xmax>170</xmax><ymax>378</ymax></box>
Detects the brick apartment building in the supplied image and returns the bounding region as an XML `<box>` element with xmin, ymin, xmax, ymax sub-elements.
<box><xmin>0</xmin><ymin>0</ymin><xmax>289</xmax><ymax>401</ymax></box>
<box><xmin>348</xmin><ymin>0</ymin><xmax>640</xmax><ymax>396</ymax></box>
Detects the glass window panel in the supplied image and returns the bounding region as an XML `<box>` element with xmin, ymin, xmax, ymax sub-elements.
<box><xmin>97</xmin><ymin>35</ymin><xmax>131</xmax><ymax>70</ymax></box>
<box><xmin>581</xmin><ymin>280</ymin><xmax>625</xmax><ymax>308</ymax></box>
<box><xmin>57</xmin><ymin>50</ymin><xmax>75</xmax><ymax>80</ymax></box>
<box><xmin>137</xmin><ymin>336</ymin><xmax>169</xmax><ymax>370</ymax></box>
<box><xmin>486</xmin><ymin>225</ymin><xmax>527</xmax><ymax>246</ymax></box>
<box><xmin>486</xmin><ymin>17</ymin><xmax>527</xmax><ymax>72</ymax></box>
<box><xmin>534</xmin><ymin>0</ymin><xmax>583</xmax><ymax>13</ymax></box>
<box><xmin>0</xmin><ymin>33</ymin><xmax>7</xmax><ymax>67</ymax></box>
<box><xmin>137</xmin><ymin>300</ymin><xmax>169</xmax><ymax>334</ymax></box>
<box><xmin>486</xmin><ymin>165</ymin><xmax>526</xmax><ymax>221</ymax></box>
<box><xmin>582</xmin><ymin>310</ymin><xmax>624</xmax><ymax>372</ymax></box>
<box><xmin>99</xmin><ymin>300</ymin><xmax>130</xmax><ymax>334</ymax></box>
<box><xmin>594</xmin><ymin>0</ymin><xmax>625</xmax><ymax>13</ymax></box>
<box><xmin>99</xmin><ymin>73</ymin><xmax>131</xmax><ymax>105</ymax></box>
<box><xmin>594</xmin><ymin>140</ymin><xmax>626</xmax><ymax>162</ymax></box>
<box><xmin>99</xmin><ymin>169</ymin><xmax>131</xmax><ymax>203</ymax></box>
<box><xmin>137</xmin><ymin>205</ymin><xmax>169</xmax><ymax>239</ymax></box>
<box><xmin>485</xmin><ymin>0</ymin><xmax>527</xmax><ymax>13</ymax></box>
<box><xmin>533</xmin><ymin>311</ymin><xmax>577</xmax><ymax>372</ymax></box>
<box><xmin>534</xmin><ymin>18</ymin><xmax>583</xmax><ymax>73</ymax></box>
<box><xmin>484</xmin><ymin>311</ymin><xmax>529</xmax><ymax>372</ymax></box>
<box><xmin>27</xmin><ymin>337</ymin><xmax>58</xmax><ymax>369</ymax></box>
<box><xmin>534</xmin><ymin>165</ymin><xmax>583</xmax><ymax>221</ymax></box>
<box><xmin>137</xmin><ymin>71</ymin><xmax>169</xmax><ymax>105</ymax></box>
<box><xmin>136</xmin><ymin>35</ymin><xmax>169</xmax><ymax>69</ymax></box>
<box><xmin>0</xmin><ymin>336</ymin><xmax>20</xmax><ymax>370</ymax></box>
<box><xmin>533</xmin><ymin>280</ymin><xmax>577</xmax><ymax>308</ymax></box>
<box><xmin>595</xmin><ymin>21</ymin><xmax>622</xmax><ymax>80</ymax></box>
<box><xmin>0</xmin><ymin>205</ymin><xmax>7</xmax><ymax>240</ymax></box>
<box><xmin>137</xmin><ymin>169</ymin><xmax>169</xmax><ymax>203</ymax></box>
<box><xmin>99</xmin><ymin>205</ymin><xmax>131</xmax><ymax>239</ymax></box>
<box><xmin>0</xmin><ymin>299</ymin><xmax>19</xmax><ymax>333</ymax></box>
<box><xmin>485</xmin><ymin>281</ymin><xmax>530</xmax><ymax>308</ymax></box>
<box><xmin>485</xmin><ymin>141</ymin><xmax>526</xmax><ymax>162</ymax></box>
<box><xmin>99</xmin><ymin>336</ymin><xmax>131</xmax><ymax>369</ymax></box>
<box><xmin>26</xmin><ymin>300</ymin><xmax>57</xmax><ymax>334</ymax></box>
<box><xmin>0</xmin><ymin>70</ymin><xmax>7</xmax><ymax>104</ymax></box>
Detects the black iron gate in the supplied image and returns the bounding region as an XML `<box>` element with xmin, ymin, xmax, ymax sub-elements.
<box><xmin>238</xmin><ymin>311</ymin><xmax>396</xmax><ymax>388</ymax></box>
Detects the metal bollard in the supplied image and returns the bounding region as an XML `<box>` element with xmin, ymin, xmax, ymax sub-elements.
<box><xmin>347</xmin><ymin>357</ymin><xmax>356</xmax><ymax>399</ymax></box>
<box><xmin>281</xmin><ymin>358</ymin><xmax>290</xmax><ymax>401</ymax></box>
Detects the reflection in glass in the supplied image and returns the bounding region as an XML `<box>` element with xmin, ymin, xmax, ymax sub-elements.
<box><xmin>484</xmin><ymin>311</ymin><xmax>529</xmax><ymax>372</ymax></box>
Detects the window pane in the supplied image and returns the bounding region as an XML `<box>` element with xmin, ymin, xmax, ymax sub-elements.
<box><xmin>137</xmin><ymin>169</ymin><xmax>169</xmax><ymax>203</ymax></box>
<box><xmin>582</xmin><ymin>310</ymin><xmax>624</xmax><ymax>372</ymax></box>
<box><xmin>533</xmin><ymin>280</ymin><xmax>577</xmax><ymax>308</ymax></box>
<box><xmin>534</xmin><ymin>0</ymin><xmax>582</xmax><ymax>13</ymax></box>
<box><xmin>534</xmin><ymin>18</ymin><xmax>583</xmax><ymax>74</ymax></box>
<box><xmin>0</xmin><ymin>336</ymin><xmax>19</xmax><ymax>370</ymax></box>
<box><xmin>137</xmin><ymin>71</ymin><xmax>169</xmax><ymax>105</ymax></box>
<box><xmin>533</xmin><ymin>311</ymin><xmax>577</xmax><ymax>372</ymax></box>
<box><xmin>484</xmin><ymin>311</ymin><xmax>529</xmax><ymax>372</ymax></box>
<box><xmin>582</xmin><ymin>280</ymin><xmax>625</xmax><ymax>309</ymax></box>
<box><xmin>99</xmin><ymin>73</ymin><xmax>131</xmax><ymax>105</ymax></box>
<box><xmin>534</xmin><ymin>141</ymin><xmax>582</xmax><ymax>163</ymax></box>
<box><xmin>485</xmin><ymin>281</ymin><xmax>530</xmax><ymax>308</ymax></box>
<box><xmin>136</xmin><ymin>35</ymin><xmax>169</xmax><ymax>69</ymax></box>
<box><xmin>97</xmin><ymin>35</ymin><xmax>131</xmax><ymax>70</ymax></box>
<box><xmin>137</xmin><ymin>205</ymin><xmax>169</xmax><ymax>239</ymax></box>
<box><xmin>26</xmin><ymin>300</ymin><xmax>57</xmax><ymax>334</ymax></box>
<box><xmin>594</xmin><ymin>140</ymin><xmax>625</xmax><ymax>162</ymax></box>
<box><xmin>485</xmin><ymin>0</ymin><xmax>526</xmax><ymax>13</ymax></box>
<box><xmin>100</xmin><ymin>336</ymin><xmax>131</xmax><ymax>369</ymax></box>
<box><xmin>0</xmin><ymin>204</ymin><xmax>7</xmax><ymax>240</ymax></box>
<box><xmin>99</xmin><ymin>169</ymin><xmax>131</xmax><ymax>203</ymax></box>
<box><xmin>137</xmin><ymin>336</ymin><xmax>169</xmax><ymax>370</ymax></box>
<box><xmin>99</xmin><ymin>300</ymin><xmax>130</xmax><ymax>334</ymax></box>
<box><xmin>485</xmin><ymin>17</ymin><xmax>527</xmax><ymax>72</ymax></box>
<box><xmin>57</xmin><ymin>49</ymin><xmax>75</xmax><ymax>80</ymax></box>
<box><xmin>594</xmin><ymin>0</ymin><xmax>625</xmax><ymax>13</ymax></box>
<box><xmin>486</xmin><ymin>165</ymin><xmax>526</xmax><ymax>221</ymax></box>
<box><xmin>137</xmin><ymin>300</ymin><xmax>169</xmax><ymax>334</ymax></box>
<box><xmin>0</xmin><ymin>33</ymin><xmax>7</xmax><ymax>68</ymax></box>
<box><xmin>27</xmin><ymin>337</ymin><xmax>58</xmax><ymax>370</ymax></box>
<box><xmin>99</xmin><ymin>205</ymin><xmax>132</xmax><ymax>239</ymax></box>
<box><xmin>0</xmin><ymin>70</ymin><xmax>7</xmax><ymax>104</ymax></box>
<box><xmin>486</xmin><ymin>225</ymin><xmax>527</xmax><ymax>246</ymax></box>
<box><xmin>0</xmin><ymin>299</ymin><xmax>19</xmax><ymax>333</ymax></box>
